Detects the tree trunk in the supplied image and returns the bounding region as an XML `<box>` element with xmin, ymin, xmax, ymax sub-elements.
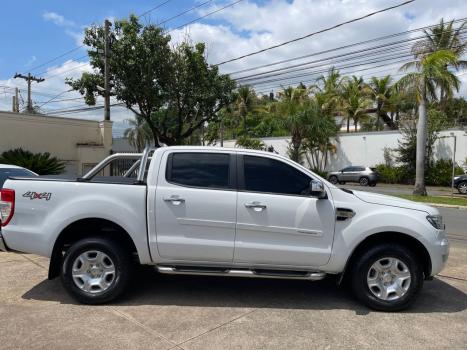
<box><xmin>413</xmin><ymin>83</ymin><xmax>427</xmax><ymax>196</ymax></box>
<box><xmin>346</xmin><ymin>117</ymin><xmax>350</xmax><ymax>133</ymax></box>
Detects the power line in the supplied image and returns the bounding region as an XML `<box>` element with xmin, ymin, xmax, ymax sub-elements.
<box><xmin>169</xmin><ymin>0</ymin><xmax>246</xmax><ymax>32</ymax></box>
<box><xmin>226</xmin><ymin>18</ymin><xmax>467</xmax><ymax>76</ymax></box>
<box><xmin>236</xmin><ymin>32</ymin><xmax>467</xmax><ymax>84</ymax></box>
<box><xmin>138</xmin><ymin>0</ymin><xmax>175</xmax><ymax>19</ymax></box>
<box><xmin>158</xmin><ymin>0</ymin><xmax>213</xmax><ymax>26</ymax></box>
<box><xmin>32</xmin><ymin>1</ymin><xmax>243</xmax><ymax>81</ymax></box>
<box><xmin>228</xmin><ymin>18</ymin><xmax>467</xmax><ymax>77</ymax></box>
<box><xmin>29</xmin><ymin>0</ymin><xmax>175</xmax><ymax>74</ymax></box>
<box><xmin>215</xmin><ymin>0</ymin><xmax>416</xmax><ymax>66</ymax></box>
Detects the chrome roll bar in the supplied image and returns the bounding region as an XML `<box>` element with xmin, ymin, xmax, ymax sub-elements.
<box><xmin>80</xmin><ymin>146</ymin><xmax>156</xmax><ymax>182</ymax></box>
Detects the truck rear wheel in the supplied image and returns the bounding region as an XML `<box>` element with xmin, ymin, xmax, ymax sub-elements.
<box><xmin>350</xmin><ymin>244</ymin><xmax>423</xmax><ymax>311</ymax></box>
<box><xmin>61</xmin><ymin>237</ymin><xmax>133</xmax><ymax>304</ymax></box>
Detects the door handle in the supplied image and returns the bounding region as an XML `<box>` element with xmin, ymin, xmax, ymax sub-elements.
<box><xmin>163</xmin><ymin>195</ymin><xmax>185</xmax><ymax>205</ymax></box>
<box><xmin>244</xmin><ymin>201</ymin><xmax>267</xmax><ymax>212</ymax></box>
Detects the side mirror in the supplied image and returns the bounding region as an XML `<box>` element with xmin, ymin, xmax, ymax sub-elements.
<box><xmin>310</xmin><ymin>180</ymin><xmax>327</xmax><ymax>199</ymax></box>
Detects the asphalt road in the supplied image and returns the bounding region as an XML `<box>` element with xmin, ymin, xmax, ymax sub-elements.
<box><xmin>0</xmin><ymin>185</ymin><xmax>466</xmax><ymax>349</ymax></box>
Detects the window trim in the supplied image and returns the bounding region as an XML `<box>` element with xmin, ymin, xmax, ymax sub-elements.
<box><xmin>237</xmin><ymin>154</ymin><xmax>314</xmax><ymax>198</ymax></box>
<box><xmin>165</xmin><ymin>152</ymin><xmax>237</xmax><ymax>191</ymax></box>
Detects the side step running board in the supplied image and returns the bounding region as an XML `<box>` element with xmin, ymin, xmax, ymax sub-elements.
<box><xmin>156</xmin><ymin>266</ymin><xmax>326</xmax><ymax>281</ymax></box>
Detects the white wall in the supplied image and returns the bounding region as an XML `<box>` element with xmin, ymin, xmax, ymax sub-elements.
<box><xmin>224</xmin><ymin>128</ymin><xmax>467</xmax><ymax>171</ymax></box>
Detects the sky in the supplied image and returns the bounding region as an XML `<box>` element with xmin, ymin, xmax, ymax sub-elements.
<box><xmin>0</xmin><ymin>0</ymin><xmax>466</xmax><ymax>136</ymax></box>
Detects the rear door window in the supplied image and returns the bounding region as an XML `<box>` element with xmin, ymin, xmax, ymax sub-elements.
<box><xmin>166</xmin><ymin>152</ymin><xmax>232</xmax><ymax>189</ymax></box>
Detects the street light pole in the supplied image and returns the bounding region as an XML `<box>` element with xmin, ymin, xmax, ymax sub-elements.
<box><xmin>450</xmin><ymin>132</ymin><xmax>457</xmax><ymax>197</ymax></box>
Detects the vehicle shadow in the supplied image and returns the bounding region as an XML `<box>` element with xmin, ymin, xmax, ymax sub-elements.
<box><xmin>22</xmin><ymin>265</ymin><xmax>466</xmax><ymax>314</ymax></box>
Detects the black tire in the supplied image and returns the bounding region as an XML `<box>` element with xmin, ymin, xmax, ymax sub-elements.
<box><xmin>329</xmin><ymin>175</ymin><xmax>338</xmax><ymax>184</ymax></box>
<box><xmin>457</xmin><ymin>181</ymin><xmax>467</xmax><ymax>194</ymax></box>
<box><xmin>359</xmin><ymin>177</ymin><xmax>369</xmax><ymax>186</ymax></box>
<box><xmin>61</xmin><ymin>237</ymin><xmax>133</xmax><ymax>304</ymax></box>
<box><xmin>350</xmin><ymin>244</ymin><xmax>424</xmax><ymax>311</ymax></box>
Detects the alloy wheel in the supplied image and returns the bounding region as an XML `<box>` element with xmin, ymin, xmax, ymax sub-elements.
<box><xmin>71</xmin><ymin>250</ymin><xmax>116</xmax><ymax>294</ymax></box>
<box><xmin>366</xmin><ymin>257</ymin><xmax>411</xmax><ymax>301</ymax></box>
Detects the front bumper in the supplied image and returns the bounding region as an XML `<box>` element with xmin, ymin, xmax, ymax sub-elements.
<box><xmin>0</xmin><ymin>231</ymin><xmax>8</xmax><ymax>252</ymax></box>
<box><xmin>429</xmin><ymin>230</ymin><xmax>450</xmax><ymax>276</ymax></box>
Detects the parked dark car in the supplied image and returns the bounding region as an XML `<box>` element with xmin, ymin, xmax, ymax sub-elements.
<box><xmin>0</xmin><ymin>165</ymin><xmax>37</xmax><ymax>188</ymax></box>
<box><xmin>454</xmin><ymin>174</ymin><xmax>467</xmax><ymax>194</ymax></box>
<box><xmin>328</xmin><ymin>166</ymin><xmax>378</xmax><ymax>186</ymax></box>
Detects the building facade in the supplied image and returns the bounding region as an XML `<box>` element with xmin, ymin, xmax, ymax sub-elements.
<box><xmin>0</xmin><ymin>111</ymin><xmax>112</xmax><ymax>176</ymax></box>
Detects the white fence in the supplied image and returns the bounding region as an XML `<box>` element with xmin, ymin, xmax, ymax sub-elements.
<box><xmin>223</xmin><ymin>128</ymin><xmax>467</xmax><ymax>171</ymax></box>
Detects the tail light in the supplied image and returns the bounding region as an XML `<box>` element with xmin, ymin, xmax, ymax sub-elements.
<box><xmin>0</xmin><ymin>189</ymin><xmax>15</xmax><ymax>227</ymax></box>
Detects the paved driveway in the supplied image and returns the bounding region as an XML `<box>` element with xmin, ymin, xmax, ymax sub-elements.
<box><xmin>1</xmin><ymin>238</ymin><xmax>466</xmax><ymax>350</ymax></box>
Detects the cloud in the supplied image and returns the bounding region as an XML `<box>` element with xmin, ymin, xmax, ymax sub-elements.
<box><xmin>0</xmin><ymin>59</ymin><xmax>133</xmax><ymax>136</ymax></box>
<box><xmin>42</xmin><ymin>11</ymin><xmax>75</xmax><ymax>27</ymax></box>
<box><xmin>3</xmin><ymin>0</ymin><xmax>465</xmax><ymax>136</ymax></box>
<box><xmin>170</xmin><ymin>0</ymin><xmax>467</xmax><ymax>95</ymax></box>
<box><xmin>25</xmin><ymin>56</ymin><xmax>37</xmax><ymax>67</ymax></box>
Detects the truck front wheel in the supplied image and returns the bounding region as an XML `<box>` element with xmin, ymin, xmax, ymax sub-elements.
<box><xmin>61</xmin><ymin>237</ymin><xmax>133</xmax><ymax>304</ymax></box>
<box><xmin>350</xmin><ymin>244</ymin><xmax>424</xmax><ymax>311</ymax></box>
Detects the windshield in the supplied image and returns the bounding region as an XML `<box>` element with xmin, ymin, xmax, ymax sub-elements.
<box><xmin>0</xmin><ymin>168</ymin><xmax>37</xmax><ymax>188</ymax></box>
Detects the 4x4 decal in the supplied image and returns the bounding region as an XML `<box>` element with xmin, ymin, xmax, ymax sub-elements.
<box><xmin>22</xmin><ymin>191</ymin><xmax>52</xmax><ymax>201</ymax></box>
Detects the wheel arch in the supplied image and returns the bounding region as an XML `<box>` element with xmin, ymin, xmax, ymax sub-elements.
<box><xmin>339</xmin><ymin>231</ymin><xmax>432</xmax><ymax>284</ymax></box>
<box><xmin>48</xmin><ymin>218</ymin><xmax>139</xmax><ymax>280</ymax></box>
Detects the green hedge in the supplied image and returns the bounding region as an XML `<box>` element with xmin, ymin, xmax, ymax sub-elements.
<box><xmin>376</xmin><ymin>160</ymin><xmax>464</xmax><ymax>186</ymax></box>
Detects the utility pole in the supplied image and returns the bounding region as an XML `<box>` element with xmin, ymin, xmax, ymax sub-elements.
<box><xmin>104</xmin><ymin>19</ymin><xmax>111</xmax><ymax>121</ymax></box>
<box><xmin>13</xmin><ymin>73</ymin><xmax>44</xmax><ymax>113</ymax></box>
<box><xmin>15</xmin><ymin>87</ymin><xmax>19</xmax><ymax>112</ymax></box>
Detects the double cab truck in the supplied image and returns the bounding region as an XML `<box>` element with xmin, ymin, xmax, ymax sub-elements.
<box><xmin>0</xmin><ymin>147</ymin><xmax>449</xmax><ymax>311</ymax></box>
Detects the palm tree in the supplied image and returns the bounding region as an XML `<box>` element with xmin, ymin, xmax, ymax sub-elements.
<box><xmin>234</xmin><ymin>85</ymin><xmax>256</xmax><ymax>134</ymax></box>
<box><xmin>276</xmin><ymin>86</ymin><xmax>310</xmax><ymax>162</ymax></box>
<box><xmin>369</xmin><ymin>75</ymin><xmax>393</xmax><ymax>129</ymax></box>
<box><xmin>340</xmin><ymin>76</ymin><xmax>372</xmax><ymax>132</ymax></box>
<box><xmin>124</xmin><ymin>115</ymin><xmax>153</xmax><ymax>152</ymax></box>
<box><xmin>313</xmin><ymin>67</ymin><xmax>344</xmax><ymax>115</ymax></box>
<box><xmin>413</xmin><ymin>18</ymin><xmax>467</xmax><ymax>102</ymax></box>
<box><xmin>397</xmin><ymin>50</ymin><xmax>461</xmax><ymax>195</ymax></box>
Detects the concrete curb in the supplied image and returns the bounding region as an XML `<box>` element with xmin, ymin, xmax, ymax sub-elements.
<box><xmin>427</xmin><ymin>203</ymin><xmax>467</xmax><ymax>210</ymax></box>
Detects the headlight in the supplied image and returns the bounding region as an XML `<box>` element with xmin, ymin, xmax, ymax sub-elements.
<box><xmin>427</xmin><ymin>215</ymin><xmax>444</xmax><ymax>229</ymax></box>
<box><xmin>454</xmin><ymin>176</ymin><xmax>460</xmax><ymax>180</ymax></box>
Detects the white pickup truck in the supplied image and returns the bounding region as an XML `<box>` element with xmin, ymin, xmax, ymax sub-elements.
<box><xmin>0</xmin><ymin>147</ymin><xmax>449</xmax><ymax>311</ymax></box>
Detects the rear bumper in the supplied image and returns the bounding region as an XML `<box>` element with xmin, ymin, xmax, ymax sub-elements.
<box><xmin>0</xmin><ymin>231</ymin><xmax>9</xmax><ymax>252</ymax></box>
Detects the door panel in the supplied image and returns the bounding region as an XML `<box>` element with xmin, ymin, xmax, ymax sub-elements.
<box><xmin>234</xmin><ymin>154</ymin><xmax>335</xmax><ymax>268</ymax></box>
<box><xmin>154</xmin><ymin>151</ymin><xmax>237</xmax><ymax>262</ymax></box>
<box><xmin>235</xmin><ymin>192</ymin><xmax>335</xmax><ymax>267</ymax></box>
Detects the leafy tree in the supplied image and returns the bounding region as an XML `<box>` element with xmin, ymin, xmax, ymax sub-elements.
<box><xmin>274</xmin><ymin>86</ymin><xmax>310</xmax><ymax>163</ymax></box>
<box><xmin>395</xmin><ymin>110</ymin><xmax>448</xmax><ymax>177</ymax></box>
<box><xmin>301</xmin><ymin>100</ymin><xmax>339</xmax><ymax>171</ymax></box>
<box><xmin>0</xmin><ymin>149</ymin><xmax>65</xmax><ymax>175</ymax></box>
<box><xmin>67</xmin><ymin>15</ymin><xmax>235</xmax><ymax>146</ymax></box>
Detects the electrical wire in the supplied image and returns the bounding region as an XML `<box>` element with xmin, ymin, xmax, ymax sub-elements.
<box><xmin>169</xmin><ymin>0</ymin><xmax>245</xmax><ymax>32</ymax></box>
<box><xmin>226</xmin><ymin>18</ymin><xmax>467</xmax><ymax>76</ymax></box>
<box><xmin>214</xmin><ymin>0</ymin><xmax>416</xmax><ymax>66</ymax></box>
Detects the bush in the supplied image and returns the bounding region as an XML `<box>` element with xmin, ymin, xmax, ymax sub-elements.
<box><xmin>376</xmin><ymin>160</ymin><xmax>465</xmax><ymax>186</ymax></box>
<box><xmin>426</xmin><ymin>159</ymin><xmax>464</xmax><ymax>186</ymax></box>
<box><xmin>311</xmin><ymin>168</ymin><xmax>328</xmax><ymax>179</ymax></box>
<box><xmin>0</xmin><ymin>148</ymin><xmax>65</xmax><ymax>175</ymax></box>
<box><xmin>375</xmin><ymin>164</ymin><xmax>412</xmax><ymax>184</ymax></box>
<box><xmin>235</xmin><ymin>136</ymin><xmax>266</xmax><ymax>150</ymax></box>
